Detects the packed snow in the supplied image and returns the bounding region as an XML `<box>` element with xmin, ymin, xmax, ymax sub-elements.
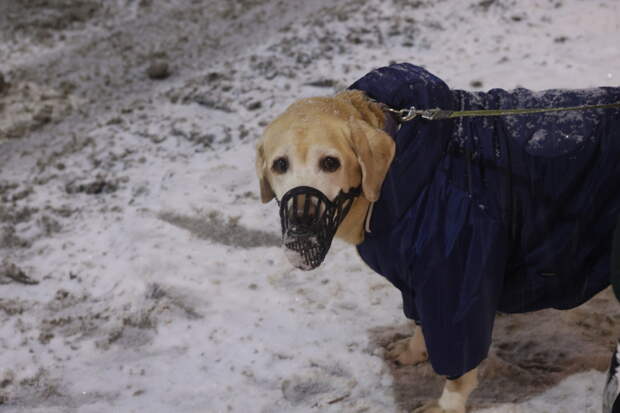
<box><xmin>0</xmin><ymin>0</ymin><xmax>619</xmax><ymax>412</ymax></box>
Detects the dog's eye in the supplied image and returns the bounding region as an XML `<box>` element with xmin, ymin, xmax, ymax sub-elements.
<box><xmin>319</xmin><ymin>156</ymin><xmax>340</xmax><ymax>173</ymax></box>
<box><xmin>272</xmin><ymin>157</ymin><xmax>289</xmax><ymax>174</ymax></box>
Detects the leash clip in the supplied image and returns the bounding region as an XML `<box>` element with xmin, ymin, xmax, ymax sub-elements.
<box><xmin>397</xmin><ymin>107</ymin><xmax>419</xmax><ymax>122</ymax></box>
<box><xmin>383</xmin><ymin>105</ymin><xmax>419</xmax><ymax>122</ymax></box>
<box><xmin>383</xmin><ymin>105</ymin><xmax>455</xmax><ymax>122</ymax></box>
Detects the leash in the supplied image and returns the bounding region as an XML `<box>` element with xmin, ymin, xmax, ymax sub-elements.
<box><xmin>382</xmin><ymin>101</ymin><xmax>620</xmax><ymax>122</ymax></box>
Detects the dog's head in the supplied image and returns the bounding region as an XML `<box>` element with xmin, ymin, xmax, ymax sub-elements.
<box><xmin>255</xmin><ymin>90</ymin><xmax>395</xmax><ymax>270</ymax></box>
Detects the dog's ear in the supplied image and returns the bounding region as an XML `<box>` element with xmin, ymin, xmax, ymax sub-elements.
<box><xmin>255</xmin><ymin>141</ymin><xmax>275</xmax><ymax>203</ymax></box>
<box><xmin>348</xmin><ymin>118</ymin><xmax>395</xmax><ymax>202</ymax></box>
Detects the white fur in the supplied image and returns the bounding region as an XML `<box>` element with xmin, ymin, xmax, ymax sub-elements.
<box><xmin>438</xmin><ymin>388</ymin><xmax>466</xmax><ymax>413</ymax></box>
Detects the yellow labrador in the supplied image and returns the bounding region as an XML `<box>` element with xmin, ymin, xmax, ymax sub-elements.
<box><xmin>255</xmin><ymin>90</ymin><xmax>477</xmax><ymax>413</ymax></box>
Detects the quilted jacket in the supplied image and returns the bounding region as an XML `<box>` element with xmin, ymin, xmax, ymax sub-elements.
<box><xmin>350</xmin><ymin>63</ymin><xmax>620</xmax><ymax>377</ymax></box>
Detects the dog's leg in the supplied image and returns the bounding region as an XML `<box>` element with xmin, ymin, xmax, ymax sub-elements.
<box><xmin>386</xmin><ymin>324</ymin><xmax>428</xmax><ymax>365</ymax></box>
<box><xmin>413</xmin><ymin>367</ymin><xmax>479</xmax><ymax>413</ymax></box>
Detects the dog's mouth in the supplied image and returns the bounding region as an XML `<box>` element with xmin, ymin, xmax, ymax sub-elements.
<box><xmin>278</xmin><ymin>185</ymin><xmax>361</xmax><ymax>271</ymax></box>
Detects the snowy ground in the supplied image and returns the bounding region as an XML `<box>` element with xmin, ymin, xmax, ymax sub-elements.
<box><xmin>0</xmin><ymin>0</ymin><xmax>619</xmax><ymax>412</ymax></box>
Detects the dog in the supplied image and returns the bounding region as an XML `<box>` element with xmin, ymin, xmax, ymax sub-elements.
<box><xmin>256</xmin><ymin>63</ymin><xmax>620</xmax><ymax>413</ymax></box>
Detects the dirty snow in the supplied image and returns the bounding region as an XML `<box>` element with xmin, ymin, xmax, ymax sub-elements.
<box><xmin>0</xmin><ymin>0</ymin><xmax>619</xmax><ymax>412</ymax></box>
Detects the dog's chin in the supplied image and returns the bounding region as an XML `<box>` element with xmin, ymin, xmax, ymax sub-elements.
<box><xmin>282</xmin><ymin>232</ymin><xmax>326</xmax><ymax>271</ymax></box>
<box><xmin>283</xmin><ymin>247</ymin><xmax>316</xmax><ymax>271</ymax></box>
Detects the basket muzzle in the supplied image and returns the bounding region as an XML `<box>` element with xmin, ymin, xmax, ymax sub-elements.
<box><xmin>278</xmin><ymin>185</ymin><xmax>361</xmax><ymax>271</ymax></box>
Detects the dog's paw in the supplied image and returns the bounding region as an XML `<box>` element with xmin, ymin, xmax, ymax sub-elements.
<box><xmin>386</xmin><ymin>336</ymin><xmax>428</xmax><ymax>366</ymax></box>
<box><xmin>412</xmin><ymin>400</ymin><xmax>464</xmax><ymax>413</ymax></box>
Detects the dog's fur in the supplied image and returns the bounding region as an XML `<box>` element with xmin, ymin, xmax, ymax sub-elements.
<box><xmin>256</xmin><ymin>91</ymin><xmax>395</xmax><ymax>244</ymax></box>
<box><xmin>256</xmin><ymin>89</ymin><xmax>480</xmax><ymax>413</ymax></box>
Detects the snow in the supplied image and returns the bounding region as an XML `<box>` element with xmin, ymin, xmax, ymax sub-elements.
<box><xmin>527</xmin><ymin>129</ymin><xmax>548</xmax><ymax>151</ymax></box>
<box><xmin>476</xmin><ymin>371</ymin><xmax>606</xmax><ymax>413</ymax></box>
<box><xmin>0</xmin><ymin>0</ymin><xmax>619</xmax><ymax>412</ymax></box>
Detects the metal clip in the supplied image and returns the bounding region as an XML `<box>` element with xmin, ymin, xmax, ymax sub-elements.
<box><xmin>383</xmin><ymin>105</ymin><xmax>419</xmax><ymax>122</ymax></box>
<box><xmin>398</xmin><ymin>107</ymin><xmax>418</xmax><ymax>122</ymax></box>
<box><xmin>382</xmin><ymin>104</ymin><xmax>455</xmax><ymax>122</ymax></box>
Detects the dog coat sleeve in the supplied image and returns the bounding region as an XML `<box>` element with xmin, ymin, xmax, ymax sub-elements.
<box><xmin>407</xmin><ymin>173</ymin><xmax>510</xmax><ymax>377</ymax></box>
<box><xmin>358</xmin><ymin>170</ymin><xmax>509</xmax><ymax>377</ymax></box>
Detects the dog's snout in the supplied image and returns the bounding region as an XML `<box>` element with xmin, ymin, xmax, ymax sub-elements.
<box><xmin>287</xmin><ymin>194</ymin><xmax>320</xmax><ymax>231</ymax></box>
<box><xmin>290</xmin><ymin>209</ymin><xmax>317</xmax><ymax>227</ymax></box>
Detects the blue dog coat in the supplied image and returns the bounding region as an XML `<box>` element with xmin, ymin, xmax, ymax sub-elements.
<box><xmin>350</xmin><ymin>63</ymin><xmax>620</xmax><ymax>377</ymax></box>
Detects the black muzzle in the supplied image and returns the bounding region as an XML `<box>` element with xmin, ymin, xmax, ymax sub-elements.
<box><xmin>278</xmin><ymin>185</ymin><xmax>361</xmax><ymax>270</ymax></box>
